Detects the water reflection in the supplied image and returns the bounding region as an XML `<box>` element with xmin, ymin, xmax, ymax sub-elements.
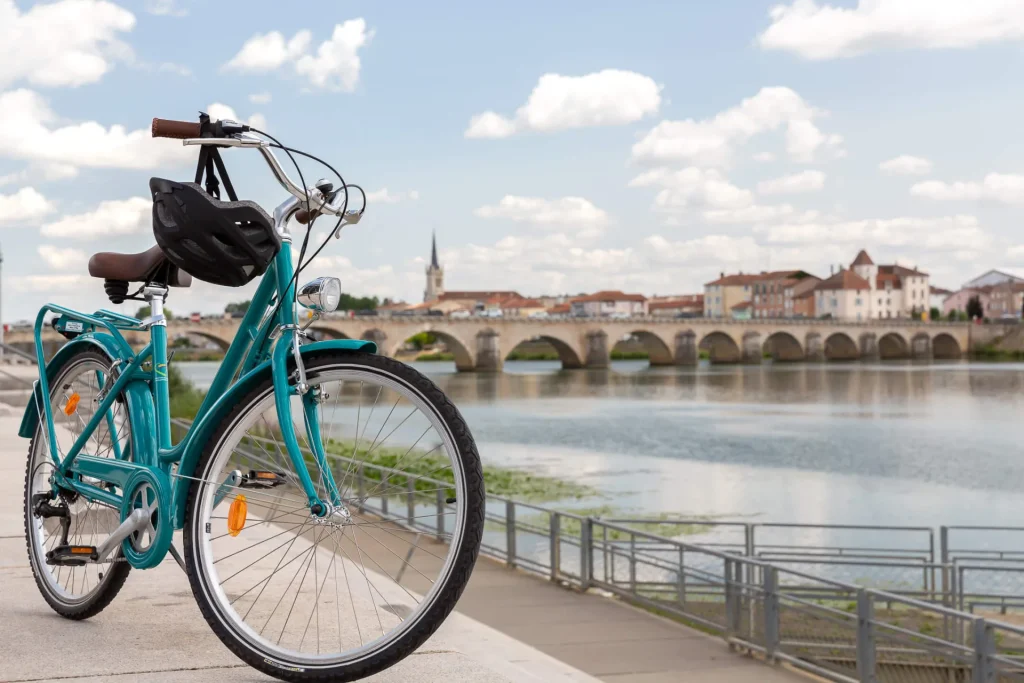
<box><xmin>176</xmin><ymin>360</ymin><xmax>1024</xmax><ymax>526</ymax></box>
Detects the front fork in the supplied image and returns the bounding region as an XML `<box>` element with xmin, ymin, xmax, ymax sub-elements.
<box><xmin>270</xmin><ymin>329</ymin><xmax>341</xmax><ymax>516</ymax></box>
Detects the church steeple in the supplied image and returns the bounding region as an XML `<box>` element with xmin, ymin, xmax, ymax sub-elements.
<box><xmin>424</xmin><ymin>231</ymin><xmax>444</xmax><ymax>302</ymax></box>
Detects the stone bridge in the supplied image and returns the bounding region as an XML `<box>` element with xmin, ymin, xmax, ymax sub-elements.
<box><xmin>20</xmin><ymin>315</ymin><xmax>966</xmax><ymax>372</ymax></box>
<box><xmin>7</xmin><ymin>316</ymin><xmax>972</xmax><ymax>371</ymax></box>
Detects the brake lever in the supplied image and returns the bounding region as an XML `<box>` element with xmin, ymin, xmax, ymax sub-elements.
<box><xmin>334</xmin><ymin>211</ymin><xmax>363</xmax><ymax>238</ymax></box>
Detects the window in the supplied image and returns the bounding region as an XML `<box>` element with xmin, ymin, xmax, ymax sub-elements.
<box><xmin>857</xmin><ymin>312</ymin><xmax>862</xmax><ymax>321</ymax></box>
<box><xmin>856</xmin><ymin>298</ymin><xmax>862</xmax><ymax>306</ymax></box>
<box><xmin>878</xmin><ymin>298</ymin><xmax>882</xmax><ymax>305</ymax></box>
<box><xmin>831</xmin><ymin>298</ymin><xmax>838</xmax><ymax>307</ymax></box>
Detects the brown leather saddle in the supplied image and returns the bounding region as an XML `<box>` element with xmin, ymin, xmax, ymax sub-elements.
<box><xmin>88</xmin><ymin>245</ymin><xmax>192</xmax><ymax>303</ymax></box>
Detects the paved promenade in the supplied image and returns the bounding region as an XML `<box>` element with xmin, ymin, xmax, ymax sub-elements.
<box><xmin>0</xmin><ymin>414</ymin><xmax>803</xmax><ymax>682</ymax></box>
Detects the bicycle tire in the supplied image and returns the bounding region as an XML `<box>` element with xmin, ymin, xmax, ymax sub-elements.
<box><xmin>182</xmin><ymin>350</ymin><xmax>485</xmax><ymax>682</ymax></box>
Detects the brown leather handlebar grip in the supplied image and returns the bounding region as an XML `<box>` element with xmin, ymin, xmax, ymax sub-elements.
<box><xmin>295</xmin><ymin>209</ymin><xmax>316</xmax><ymax>225</ymax></box>
<box><xmin>151</xmin><ymin>118</ymin><xmax>202</xmax><ymax>139</ymax></box>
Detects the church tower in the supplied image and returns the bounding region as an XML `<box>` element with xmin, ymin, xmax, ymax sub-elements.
<box><xmin>424</xmin><ymin>231</ymin><xmax>444</xmax><ymax>302</ymax></box>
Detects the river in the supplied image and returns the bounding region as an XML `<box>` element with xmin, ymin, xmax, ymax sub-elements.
<box><xmin>175</xmin><ymin>359</ymin><xmax>1024</xmax><ymax>533</ymax></box>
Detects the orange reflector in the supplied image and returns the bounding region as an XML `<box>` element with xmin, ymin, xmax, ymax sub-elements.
<box><xmin>255</xmin><ymin>472</ymin><xmax>276</xmax><ymax>479</ymax></box>
<box><xmin>63</xmin><ymin>393</ymin><xmax>80</xmax><ymax>416</ymax></box>
<box><xmin>70</xmin><ymin>546</ymin><xmax>93</xmax><ymax>554</ymax></box>
<box><xmin>227</xmin><ymin>495</ymin><xmax>247</xmax><ymax>537</ymax></box>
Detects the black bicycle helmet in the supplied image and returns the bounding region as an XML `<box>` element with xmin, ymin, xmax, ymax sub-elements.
<box><xmin>150</xmin><ymin>178</ymin><xmax>279</xmax><ymax>287</ymax></box>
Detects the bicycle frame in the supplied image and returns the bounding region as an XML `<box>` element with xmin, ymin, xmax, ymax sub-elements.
<box><xmin>22</xmin><ymin>239</ymin><xmax>375</xmax><ymax>569</ymax></box>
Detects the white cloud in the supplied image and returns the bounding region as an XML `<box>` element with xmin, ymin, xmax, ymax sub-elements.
<box><xmin>880</xmin><ymin>155</ymin><xmax>933</xmax><ymax>175</ymax></box>
<box><xmin>474</xmin><ymin>195</ymin><xmax>610</xmax><ymax>233</ymax></box>
<box><xmin>38</xmin><ymin>244</ymin><xmax>86</xmax><ymax>269</ymax></box>
<box><xmin>40</xmin><ymin>196</ymin><xmax>150</xmax><ymax>239</ymax></box>
<box><xmin>753</xmin><ymin>152</ymin><xmax>776</xmax><ymax>162</ymax></box>
<box><xmin>631</xmin><ymin>87</ymin><xmax>843</xmax><ymax>166</ymax></box>
<box><xmin>0</xmin><ymin>170</ymin><xmax>27</xmax><ymax>187</ymax></box>
<box><xmin>757</xmin><ymin>169</ymin><xmax>826</xmax><ymax>195</ymax></box>
<box><xmin>0</xmin><ymin>89</ymin><xmax>193</xmax><ymax>170</ymax></box>
<box><xmin>757</xmin><ymin>214</ymin><xmax>990</xmax><ymax>251</ymax></box>
<box><xmin>11</xmin><ymin>274</ymin><xmax>88</xmax><ymax>293</ymax></box>
<box><xmin>224</xmin><ymin>20</ymin><xmax>372</xmax><ymax>92</ymax></box>
<box><xmin>156</xmin><ymin>62</ymin><xmax>191</xmax><ymax>77</ymax></box>
<box><xmin>145</xmin><ymin>0</ymin><xmax>187</xmax><ymax>16</ymax></box>
<box><xmin>0</xmin><ymin>187</ymin><xmax>55</xmax><ymax>223</ymax></box>
<box><xmin>628</xmin><ymin>167</ymin><xmax>753</xmax><ymax>210</ymax></box>
<box><xmin>224</xmin><ymin>30</ymin><xmax>311</xmax><ymax>72</ymax></box>
<box><xmin>249</xmin><ymin>91</ymin><xmax>272</xmax><ymax>104</ymax></box>
<box><xmin>366</xmin><ymin>188</ymin><xmax>420</xmax><ymax>204</ymax></box>
<box><xmin>38</xmin><ymin>162</ymin><xmax>79</xmax><ymax>181</ymax></box>
<box><xmin>642</xmin><ymin>234</ymin><xmax>764</xmax><ymax>267</ymax></box>
<box><xmin>295</xmin><ymin>20</ymin><xmax>374</xmax><ymax>92</ymax></box>
<box><xmin>0</xmin><ymin>0</ymin><xmax>135</xmax><ymax>88</ymax></box>
<box><xmin>703</xmin><ymin>203</ymin><xmax>817</xmax><ymax>224</ymax></box>
<box><xmin>207</xmin><ymin>102</ymin><xmax>266</xmax><ymax>132</ymax></box>
<box><xmin>465</xmin><ymin>69</ymin><xmax>661</xmax><ymax>139</ymax></box>
<box><xmin>910</xmin><ymin>173</ymin><xmax>1024</xmax><ymax>204</ymax></box>
<box><xmin>758</xmin><ymin>0</ymin><xmax>1024</xmax><ymax>60</ymax></box>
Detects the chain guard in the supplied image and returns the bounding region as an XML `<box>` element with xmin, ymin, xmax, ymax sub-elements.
<box><xmin>119</xmin><ymin>469</ymin><xmax>173</xmax><ymax>569</ymax></box>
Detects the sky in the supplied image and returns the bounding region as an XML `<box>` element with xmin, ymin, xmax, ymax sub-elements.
<box><xmin>2</xmin><ymin>0</ymin><xmax>1024</xmax><ymax>321</ymax></box>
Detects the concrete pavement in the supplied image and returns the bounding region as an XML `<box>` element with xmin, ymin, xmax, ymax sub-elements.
<box><xmin>0</xmin><ymin>416</ymin><xmax>597</xmax><ymax>683</ymax></box>
<box><xmin>0</xmin><ymin>412</ymin><xmax>805</xmax><ymax>682</ymax></box>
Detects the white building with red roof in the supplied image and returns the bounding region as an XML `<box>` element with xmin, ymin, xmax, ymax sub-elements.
<box><xmin>569</xmin><ymin>290</ymin><xmax>648</xmax><ymax>317</ymax></box>
<box><xmin>814</xmin><ymin>250</ymin><xmax>930</xmax><ymax>321</ymax></box>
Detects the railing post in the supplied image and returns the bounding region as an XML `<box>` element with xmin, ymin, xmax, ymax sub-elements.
<box><xmin>435</xmin><ymin>488</ymin><xmax>445</xmax><ymax>541</ymax></box>
<box><xmin>940</xmin><ymin>525</ymin><xmax>949</xmax><ymax>564</ymax></box>
<box><xmin>973</xmin><ymin>619</ymin><xmax>995</xmax><ymax>683</ymax></box>
<box><xmin>381</xmin><ymin>485</ymin><xmax>388</xmax><ymax>516</ymax></box>
<box><xmin>724</xmin><ymin>558</ymin><xmax>738</xmax><ymax>640</ymax></box>
<box><xmin>856</xmin><ymin>589</ymin><xmax>878</xmax><ymax>683</ymax></box>
<box><xmin>406</xmin><ymin>476</ymin><xmax>415</xmax><ymax>526</ymax></box>
<box><xmin>629</xmin><ymin>534</ymin><xmax>637</xmax><ymax>594</ymax></box>
<box><xmin>677</xmin><ymin>547</ymin><xmax>686</xmax><ymax>607</ymax></box>
<box><xmin>550</xmin><ymin>512</ymin><xmax>560</xmax><ymax>581</ymax></box>
<box><xmin>580</xmin><ymin>517</ymin><xmax>592</xmax><ymax>590</ymax></box>
<box><xmin>505</xmin><ymin>500</ymin><xmax>516</xmax><ymax>567</ymax></box>
<box><xmin>763</xmin><ymin>566</ymin><xmax>780</xmax><ymax>660</ymax></box>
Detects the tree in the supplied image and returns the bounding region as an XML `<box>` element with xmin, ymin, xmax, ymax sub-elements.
<box><xmin>135</xmin><ymin>305</ymin><xmax>174</xmax><ymax>320</ymax></box>
<box><xmin>225</xmin><ymin>300</ymin><xmax>251</xmax><ymax>315</ymax></box>
<box><xmin>406</xmin><ymin>332</ymin><xmax>437</xmax><ymax>350</ymax></box>
<box><xmin>966</xmin><ymin>295</ymin><xmax>984</xmax><ymax>321</ymax></box>
<box><xmin>947</xmin><ymin>309</ymin><xmax>959</xmax><ymax>322</ymax></box>
<box><xmin>929</xmin><ymin>306</ymin><xmax>941</xmax><ymax>322</ymax></box>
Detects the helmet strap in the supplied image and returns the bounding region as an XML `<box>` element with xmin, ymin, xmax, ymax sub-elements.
<box><xmin>194</xmin><ymin>113</ymin><xmax>239</xmax><ymax>202</ymax></box>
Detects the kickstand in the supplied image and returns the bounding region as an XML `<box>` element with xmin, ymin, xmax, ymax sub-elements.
<box><xmin>395</xmin><ymin>533</ymin><xmax>421</xmax><ymax>584</ymax></box>
<box><xmin>167</xmin><ymin>542</ymin><xmax>186</xmax><ymax>573</ymax></box>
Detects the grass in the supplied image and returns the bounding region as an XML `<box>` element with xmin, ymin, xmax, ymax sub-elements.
<box><xmin>505</xmin><ymin>506</ymin><xmax>729</xmax><ymax>539</ymax></box>
<box><xmin>972</xmin><ymin>344</ymin><xmax>1024</xmax><ymax>361</ymax></box>
<box><xmin>415</xmin><ymin>351</ymin><xmax>455</xmax><ymax>361</ymax></box>
<box><xmin>169</xmin><ymin>364</ymin><xmax>206</xmax><ymax>420</ymax></box>
<box><xmin>506</xmin><ymin>350</ymin><xmax>560</xmax><ymax>361</ymax></box>
<box><xmin>609</xmin><ymin>350</ymin><xmax>650</xmax><ymax>360</ymax></box>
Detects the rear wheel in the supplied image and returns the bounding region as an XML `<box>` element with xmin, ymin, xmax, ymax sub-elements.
<box><xmin>23</xmin><ymin>349</ymin><xmax>133</xmax><ymax>619</ymax></box>
<box><xmin>183</xmin><ymin>351</ymin><xmax>484</xmax><ymax>682</ymax></box>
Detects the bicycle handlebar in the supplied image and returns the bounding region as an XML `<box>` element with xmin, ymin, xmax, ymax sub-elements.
<box><xmin>151</xmin><ymin>118</ymin><xmax>202</xmax><ymax>139</ymax></box>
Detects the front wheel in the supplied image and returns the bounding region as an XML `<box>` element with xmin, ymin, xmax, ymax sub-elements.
<box><xmin>183</xmin><ymin>351</ymin><xmax>484</xmax><ymax>682</ymax></box>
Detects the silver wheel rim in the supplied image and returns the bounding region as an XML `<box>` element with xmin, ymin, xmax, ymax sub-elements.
<box><xmin>26</xmin><ymin>356</ymin><xmax>130</xmax><ymax>604</ymax></box>
<box><xmin>192</xmin><ymin>364</ymin><xmax>468</xmax><ymax>667</ymax></box>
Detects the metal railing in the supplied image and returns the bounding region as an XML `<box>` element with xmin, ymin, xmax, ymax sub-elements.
<box><xmin>168</xmin><ymin>418</ymin><xmax>1024</xmax><ymax>681</ymax></box>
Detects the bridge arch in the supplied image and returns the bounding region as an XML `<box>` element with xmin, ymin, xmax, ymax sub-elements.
<box><xmin>932</xmin><ymin>333</ymin><xmax>962</xmax><ymax>360</ymax></box>
<box><xmin>306</xmin><ymin>325</ymin><xmax>351</xmax><ymax>341</ymax></box>
<box><xmin>389</xmin><ymin>328</ymin><xmax>476</xmax><ymax>371</ymax></box>
<box><xmin>612</xmin><ymin>330</ymin><xmax>674</xmax><ymax>366</ymax></box>
<box><xmin>699</xmin><ymin>331</ymin><xmax>741</xmax><ymax>364</ymax></box>
<box><xmin>877</xmin><ymin>332</ymin><xmax>909</xmax><ymax>360</ymax></box>
<box><xmin>762</xmin><ymin>331</ymin><xmax>803</xmax><ymax>362</ymax></box>
<box><xmin>824</xmin><ymin>332</ymin><xmax>858</xmax><ymax>361</ymax></box>
<box><xmin>180</xmin><ymin>330</ymin><xmax>231</xmax><ymax>352</ymax></box>
<box><xmin>501</xmin><ymin>330</ymin><xmax>584</xmax><ymax>370</ymax></box>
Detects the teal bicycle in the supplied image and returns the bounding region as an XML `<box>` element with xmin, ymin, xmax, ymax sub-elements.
<box><xmin>21</xmin><ymin>115</ymin><xmax>485</xmax><ymax>682</ymax></box>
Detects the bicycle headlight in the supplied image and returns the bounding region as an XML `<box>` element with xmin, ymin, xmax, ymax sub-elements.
<box><xmin>297</xmin><ymin>277</ymin><xmax>342</xmax><ymax>312</ymax></box>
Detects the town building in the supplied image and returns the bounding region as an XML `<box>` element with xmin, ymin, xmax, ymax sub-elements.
<box><xmin>929</xmin><ymin>286</ymin><xmax>952</xmax><ymax>312</ymax></box>
<box><xmin>500</xmin><ymin>297</ymin><xmax>547</xmax><ymax>317</ymax></box>
<box><xmin>988</xmin><ymin>280</ymin><xmax>1024</xmax><ymax>319</ymax></box>
<box><xmin>813</xmin><ymin>250</ymin><xmax>930</xmax><ymax>321</ymax></box>
<box><xmin>569</xmin><ymin>290</ymin><xmax>648</xmax><ymax>317</ymax></box>
<box><xmin>648</xmin><ymin>295</ymin><xmax>704</xmax><ymax>317</ymax></box>
<box><xmin>943</xmin><ymin>286</ymin><xmax>993</xmax><ymax>319</ymax></box>
<box><xmin>962</xmin><ymin>269</ymin><xmax>1024</xmax><ymax>289</ymax></box>
<box><xmin>730</xmin><ymin>301</ymin><xmax>752</xmax><ymax>320</ymax></box>
<box><xmin>751</xmin><ymin>271</ymin><xmax>820</xmax><ymax>318</ymax></box>
<box><xmin>703</xmin><ymin>273</ymin><xmax>757</xmax><ymax>318</ymax></box>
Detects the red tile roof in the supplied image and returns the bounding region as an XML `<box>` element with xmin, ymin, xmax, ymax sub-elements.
<box><xmin>500</xmin><ymin>297</ymin><xmax>543</xmax><ymax>309</ymax></box>
<box><xmin>879</xmin><ymin>264</ymin><xmax>928</xmax><ymax>277</ymax></box>
<box><xmin>649</xmin><ymin>296</ymin><xmax>704</xmax><ymax>311</ymax></box>
<box><xmin>815</xmin><ymin>269</ymin><xmax>871</xmax><ymax>291</ymax></box>
<box><xmin>876</xmin><ymin>273</ymin><xmax>902</xmax><ymax>290</ymax></box>
<box><xmin>439</xmin><ymin>290</ymin><xmax>522</xmax><ymax>302</ymax></box>
<box><xmin>731</xmin><ymin>301</ymin><xmax>752</xmax><ymax>310</ymax></box>
<box><xmin>851</xmin><ymin>249</ymin><xmax>874</xmax><ymax>267</ymax></box>
<box><xmin>547</xmin><ymin>303</ymin><xmax>571</xmax><ymax>314</ymax></box>
<box><xmin>572</xmin><ymin>290</ymin><xmax>647</xmax><ymax>303</ymax></box>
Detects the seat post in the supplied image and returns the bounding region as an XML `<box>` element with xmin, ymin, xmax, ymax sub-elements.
<box><xmin>143</xmin><ymin>284</ymin><xmax>172</xmax><ymax>450</ymax></box>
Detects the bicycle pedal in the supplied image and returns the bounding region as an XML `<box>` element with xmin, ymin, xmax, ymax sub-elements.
<box><xmin>46</xmin><ymin>545</ymin><xmax>98</xmax><ymax>566</ymax></box>
<box><xmin>240</xmin><ymin>471</ymin><xmax>287</xmax><ymax>488</ymax></box>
